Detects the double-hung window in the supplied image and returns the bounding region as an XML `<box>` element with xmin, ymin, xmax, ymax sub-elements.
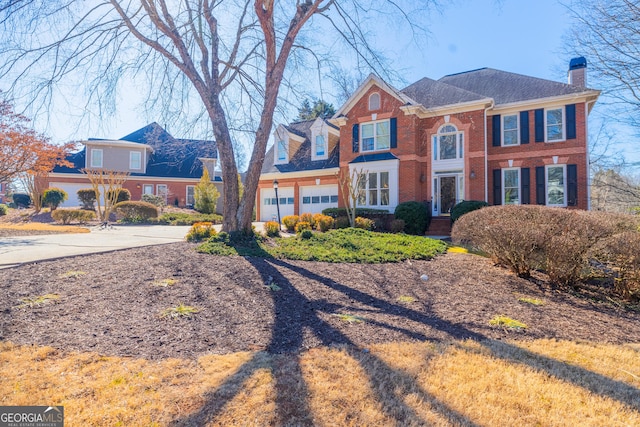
<box><xmin>90</xmin><ymin>149</ymin><xmax>103</xmax><ymax>168</ymax></box>
<box><xmin>361</xmin><ymin>120</ymin><xmax>390</xmax><ymax>152</ymax></box>
<box><xmin>502</xmin><ymin>114</ymin><xmax>519</xmax><ymax>146</ymax></box>
<box><xmin>276</xmin><ymin>140</ymin><xmax>287</xmax><ymax>162</ymax></box>
<box><xmin>357</xmin><ymin>171</ymin><xmax>389</xmax><ymax>207</ymax></box>
<box><xmin>546</xmin><ymin>165</ymin><xmax>566</xmax><ymax>206</ymax></box>
<box><xmin>315</xmin><ymin>135</ymin><xmax>326</xmax><ymax>157</ymax></box>
<box><xmin>130</xmin><ymin>151</ymin><xmax>142</xmax><ymax>170</ymax></box>
<box><xmin>546</xmin><ymin>108</ymin><xmax>564</xmax><ymax>142</ymax></box>
<box><xmin>433</xmin><ymin>125</ymin><xmax>463</xmax><ymax>161</ymax></box>
<box><xmin>502</xmin><ymin>168</ymin><xmax>520</xmax><ymax>204</ymax></box>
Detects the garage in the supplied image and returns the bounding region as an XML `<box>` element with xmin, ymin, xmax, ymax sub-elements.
<box><xmin>49</xmin><ymin>182</ymin><xmax>93</xmax><ymax>207</ymax></box>
<box><xmin>260</xmin><ymin>187</ymin><xmax>295</xmax><ymax>222</ymax></box>
<box><xmin>299</xmin><ymin>184</ymin><xmax>339</xmax><ymax>215</ymax></box>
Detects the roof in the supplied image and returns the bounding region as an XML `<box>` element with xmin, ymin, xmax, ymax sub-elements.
<box><xmin>261</xmin><ymin>119</ymin><xmax>339</xmax><ymax>174</ymax></box>
<box><xmin>438</xmin><ymin>68</ymin><xmax>594</xmax><ymax>105</ymax></box>
<box><xmin>52</xmin><ymin>122</ymin><xmax>218</xmax><ymax>179</ymax></box>
<box><xmin>349</xmin><ymin>152</ymin><xmax>399</xmax><ymax>164</ymax></box>
<box><xmin>401</xmin><ymin>77</ymin><xmax>489</xmax><ymax>109</ymax></box>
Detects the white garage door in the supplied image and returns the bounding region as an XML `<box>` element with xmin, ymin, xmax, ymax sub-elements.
<box><xmin>300</xmin><ymin>185</ymin><xmax>338</xmax><ymax>215</ymax></box>
<box><xmin>260</xmin><ymin>187</ymin><xmax>295</xmax><ymax>222</ymax></box>
<box><xmin>49</xmin><ymin>182</ymin><xmax>93</xmax><ymax>207</ymax></box>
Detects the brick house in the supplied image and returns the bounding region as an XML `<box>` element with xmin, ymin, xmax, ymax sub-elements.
<box><xmin>256</xmin><ymin>58</ymin><xmax>599</xmax><ymax>228</ymax></box>
<box><xmin>46</xmin><ymin>123</ymin><xmax>222</xmax><ymax>211</ymax></box>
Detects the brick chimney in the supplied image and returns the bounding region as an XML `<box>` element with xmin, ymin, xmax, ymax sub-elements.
<box><xmin>568</xmin><ymin>57</ymin><xmax>587</xmax><ymax>87</ymax></box>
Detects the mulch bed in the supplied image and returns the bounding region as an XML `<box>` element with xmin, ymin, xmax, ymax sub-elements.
<box><xmin>1</xmin><ymin>239</ymin><xmax>639</xmax><ymax>360</ymax></box>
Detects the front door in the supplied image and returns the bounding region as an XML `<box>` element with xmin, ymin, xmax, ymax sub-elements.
<box><xmin>438</xmin><ymin>176</ymin><xmax>457</xmax><ymax>215</ymax></box>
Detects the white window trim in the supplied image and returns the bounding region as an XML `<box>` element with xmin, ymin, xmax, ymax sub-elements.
<box><xmin>433</xmin><ymin>125</ymin><xmax>464</xmax><ymax>161</ymax></box>
<box><xmin>356</xmin><ymin>171</ymin><xmax>391</xmax><ymax>208</ymax></box>
<box><xmin>311</xmin><ymin>134</ymin><xmax>328</xmax><ymax>161</ymax></box>
<box><xmin>142</xmin><ymin>184</ymin><xmax>154</xmax><ymax>195</ymax></box>
<box><xmin>186</xmin><ymin>185</ymin><xmax>195</xmax><ymax>206</ymax></box>
<box><xmin>157</xmin><ymin>184</ymin><xmax>168</xmax><ymax>203</ymax></box>
<box><xmin>360</xmin><ymin>119</ymin><xmax>391</xmax><ymax>153</ymax></box>
<box><xmin>368</xmin><ymin>92</ymin><xmax>381</xmax><ymax>111</ymax></box>
<box><xmin>545</xmin><ymin>164</ymin><xmax>567</xmax><ymax>207</ymax></box>
<box><xmin>90</xmin><ymin>148</ymin><xmax>103</xmax><ymax>168</ymax></box>
<box><xmin>544</xmin><ymin>107</ymin><xmax>566</xmax><ymax>143</ymax></box>
<box><xmin>129</xmin><ymin>151</ymin><xmax>142</xmax><ymax>170</ymax></box>
<box><xmin>502</xmin><ymin>167</ymin><xmax>520</xmax><ymax>205</ymax></box>
<box><xmin>502</xmin><ymin>114</ymin><xmax>520</xmax><ymax>147</ymax></box>
<box><xmin>275</xmin><ymin>138</ymin><xmax>288</xmax><ymax>164</ymax></box>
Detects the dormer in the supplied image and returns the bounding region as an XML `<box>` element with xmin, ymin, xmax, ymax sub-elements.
<box><xmin>273</xmin><ymin>124</ymin><xmax>305</xmax><ymax>165</ymax></box>
<box><xmin>199</xmin><ymin>157</ymin><xmax>217</xmax><ymax>180</ymax></box>
<box><xmin>309</xmin><ymin>118</ymin><xmax>340</xmax><ymax>161</ymax></box>
<box><xmin>83</xmin><ymin>139</ymin><xmax>153</xmax><ymax>173</ymax></box>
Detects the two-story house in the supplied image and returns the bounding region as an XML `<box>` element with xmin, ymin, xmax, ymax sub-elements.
<box><xmin>46</xmin><ymin>123</ymin><xmax>222</xmax><ymax>211</ymax></box>
<box><xmin>256</xmin><ymin>58</ymin><xmax>599</xmax><ymax>227</ymax></box>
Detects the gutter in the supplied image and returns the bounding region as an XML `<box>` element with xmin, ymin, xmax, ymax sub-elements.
<box><xmin>484</xmin><ymin>100</ymin><xmax>495</xmax><ymax>203</ymax></box>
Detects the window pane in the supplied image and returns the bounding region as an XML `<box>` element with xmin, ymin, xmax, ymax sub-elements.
<box><xmin>312</xmin><ymin>196</ymin><xmax>320</xmax><ymax>204</ymax></box>
<box><xmin>504</xmin><ymin>169</ymin><xmax>518</xmax><ymax>187</ymax></box>
<box><xmin>381</xmin><ymin>189</ymin><xmax>389</xmax><ymax>205</ymax></box>
<box><xmin>277</xmin><ymin>140</ymin><xmax>287</xmax><ymax>160</ymax></box>
<box><xmin>91</xmin><ymin>149</ymin><xmax>102</xmax><ymax>167</ymax></box>
<box><xmin>280</xmin><ymin>197</ymin><xmax>287</xmax><ymax>205</ymax></box>
<box><xmin>264</xmin><ymin>198</ymin><xmax>271</xmax><ymax>205</ymax></box>
<box><xmin>504</xmin><ymin>114</ymin><xmax>518</xmax><ymax>130</ymax></box>
<box><xmin>271</xmin><ymin>198</ymin><xmax>277</xmax><ymax>204</ymax></box>
<box><xmin>287</xmin><ymin>197</ymin><xmax>294</xmax><ymax>204</ymax></box>
<box><xmin>315</xmin><ymin>135</ymin><xmax>325</xmax><ymax>156</ymax></box>
<box><xmin>441</xmin><ymin>125</ymin><xmax>456</xmax><ymax>133</ymax></box>
<box><xmin>362</xmin><ymin>124</ymin><xmax>374</xmax><ymax>151</ymax></box>
<box><xmin>376</xmin><ymin>122</ymin><xmax>390</xmax><ymax>150</ymax></box>
<box><xmin>368</xmin><ymin>172</ymin><xmax>378</xmax><ymax>189</ymax></box>
<box><xmin>380</xmin><ymin>172</ymin><xmax>389</xmax><ymax>189</ymax></box>
<box><xmin>503</xmin><ymin>129</ymin><xmax>518</xmax><ymax>146</ymax></box>
<box><xmin>303</xmin><ymin>196</ymin><xmax>310</xmax><ymax>204</ymax></box>
<box><xmin>330</xmin><ymin>195</ymin><xmax>338</xmax><ymax>203</ymax></box>
<box><xmin>439</xmin><ymin>134</ymin><xmax>456</xmax><ymax>160</ymax></box>
<box><xmin>369</xmin><ymin>189</ymin><xmax>378</xmax><ymax>205</ymax></box>
<box><xmin>321</xmin><ymin>195</ymin><xmax>329</xmax><ymax>203</ymax></box>
<box><xmin>369</xmin><ymin>93</ymin><xmax>380</xmax><ymax>110</ymax></box>
<box><xmin>546</xmin><ymin>109</ymin><xmax>563</xmax><ymax>141</ymax></box>
<box><xmin>547</xmin><ymin>166</ymin><xmax>565</xmax><ymax>205</ymax></box>
<box><xmin>505</xmin><ymin>188</ymin><xmax>519</xmax><ymax>204</ymax></box>
<box><xmin>547</xmin><ymin>109</ymin><xmax>562</xmax><ymax>125</ymax></box>
<box><xmin>547</xmin><ymin>125</ymin><xmax>562</xmax><ymax>141</ymax></box>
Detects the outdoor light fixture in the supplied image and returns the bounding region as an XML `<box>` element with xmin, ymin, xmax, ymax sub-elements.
<box><xmin>273</xmin><ymin>179</ymin><xmax>282</xmax><ymax>230</ymax></box>
<box><xmin>470</xmin><ymin>170</ymin><xmax>476</xmax><ymax>179</ymax></box>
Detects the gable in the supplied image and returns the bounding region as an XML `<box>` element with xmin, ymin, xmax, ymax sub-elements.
<box><xmin>332</xmin><ymin>74</ymin><xmax>416</xmax><ymax>118</ymax></box>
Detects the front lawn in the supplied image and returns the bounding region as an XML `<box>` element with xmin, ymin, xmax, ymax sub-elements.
<box><xmin>197</xmin><ymin>228</ymin><xmax>447</xmax><ymax>263</ymax></box>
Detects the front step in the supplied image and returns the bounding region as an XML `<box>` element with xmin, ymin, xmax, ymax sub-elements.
<box><xmin>426</xmin><ymin>217</ymin><xmax>451</xmax><ymax>236</ymax></box>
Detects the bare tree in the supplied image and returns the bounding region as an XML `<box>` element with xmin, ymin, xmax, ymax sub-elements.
<box><xmin>82</xmin><ymin>169</ymin><xmax>129</xmax><ymax>222</ymax></box>
<box><xmin>337</xmin><ymin>167</ymin><xmax>366</xmax><ymax>227</ymax></box>
<box><xmin>0</xmin><ymin>1</ymin><xmax>433</xmax><ymax>232</ymax></box>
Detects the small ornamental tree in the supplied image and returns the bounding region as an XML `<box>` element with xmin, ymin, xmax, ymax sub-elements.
<box><xmin>337</xmin><ymin>168</ymin><xmax>367</xmax><ymax>227</ymax></box>
<box><xmin>77</xmin><ymin>188</ymin><xmax>97</xmax><ymax>210</ymax></box>
<box><xmin>42</xmin><ymin>188</ymin><xmax>67</xmax><ymax>210</ymax></box>
<box><xmin>194</xmin><ymin>168</ymin><xmax>220</xmax><ymax>214</ymax></box>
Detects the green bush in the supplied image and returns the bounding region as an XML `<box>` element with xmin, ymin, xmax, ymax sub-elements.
<box><xmin>194</xmin><ymin>169</ymin><xmax>220</xmax><ymax>214</ymax></box>
<box><xmin>315</xmin><ymin>214</ymin><xmax>335</xmax><ymax>232</ymax></box>
<box><xmin>0</xmin><ymin>204</ymin><xmax>7</xmax><ymax>216</ymax></box>
<box><xmin>322</xmin><ymin>207</ymin><xmax>389</xmax><ymax>218</ymax></box>
<box><xmin>77</xmin><ymin>189</ymin><xmax>96</xmax><ymax>210</ymax></box>
<box><xmin>113</xmin><ymin>201</ymin><xmax>159</xmax><ymax>222</ymax></box>
<box><xmin>450</xmin><ymin>200</ymin><xmax>489</xmax><ymax>223</ymax></box>
<box><xmin>394</xmin><ymin>202</ymin><xmax>429</xmax><ymax>235</ymax></box>
<box><xmin>299</xmin><ymin>229</ymin><xmax>314</xmax><ymax>240</ymax></box>
<box><xmin>354</xmin><ymin>216</ymin><xmax>375</xmax><ymax>230</ymax></box>
<box><xmin>42</xmin><ymin>188</ymin><xmax>68</xmax><ymax>211</ymax></box>
<box><xmin>282</xmin><ymin>215</ymin><xmax>299</xmax><ymax>232</ymax></box>
<box><xmin>51</xmin><ymin>209</ymin><xmax>96</xmax><ymax>224</ymax></box>
<box><xmin>12</xmin><ymin>193</ymin><xmax>31</xmax><ymax>208</ymax></box>
<box><xmin>335</xmin><ymin>216</ymin><xmax>350</xmax><ymax>229</ymax></box>
<box><xmin>141</xmin><ymin>193</ymin><xmax>166</xmax><ymax>208</ymax></box>
<box><xmin>390</xmin><ymin>219</ymin><xmax>405</xmax><ymax>233</ymax></box>
<box><xmin>186</xmin><ymin>222</ymin><xmax>217</xmax><ymax>242</ymax></box>
<box><xmin>154</xmin><ymin>212</ymin><xmax>222</xmax><ymax>225</ymax></box>
<box><xmin>295</xmin><ymin>221</ymin><xmax>312</xmax><ymax>233</ymax></box>
<box><xmin>264</xmin><ymin>221</ymin><xmax>280</xmax><ymax>237</ymax></box>
<box><xmin>107</xmin><ymin>188</ymin><xmax>131</xmax><ymax>204</ymax></box>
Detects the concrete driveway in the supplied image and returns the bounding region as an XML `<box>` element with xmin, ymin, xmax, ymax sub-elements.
<box><xmin>0</xmin><ymin>225</ymin><xmax>192</xmax><ymax>269</ymax></box>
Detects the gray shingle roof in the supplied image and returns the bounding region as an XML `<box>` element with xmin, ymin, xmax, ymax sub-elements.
<box><xmin>401</xmin><ymin>77</ymin><xmax>489</xmax><ymax>108</ymax></box>
<box><xmin>438</xmin><ymin>68</ymin><xmax>592</xmax><ymax>105</ymax></box>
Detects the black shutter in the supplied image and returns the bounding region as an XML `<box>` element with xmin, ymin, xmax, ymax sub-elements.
<box><xmin>535</xmin><ymin>109</ymin><xmax>544</xmax><ymax>142</ymax></box>
<box><xmin>492</xmin><ymin>115</ymin><xmax>501</xmax><ymax>147</ymax></box>
<box><xmin>520</xmin><ymin>111</ymin><xmax>529</xmax><ymax>144</ymax></box>
<box><xmin>352</xmin><ymin>124</ymin><xmax>359</xmax><ymax>153</ymax></box>
<box><xmin>535</xmin><ymin>166</ymin><xmax>546</xmax><ymax>204</ymax></box>
<box><xmin>567</xmin><ymin>164</ymin><xmax>578</xmax><ymax>206</ymax></box>
<box><xmin>566</xmin><ymin>104</ymin><xmax>576</xmax><ymax>140</ymax></box>
<box><xmin>521</xmin><ymin>168</ymin><xmax>530</xmax><ymax>204</ymax></box>
<box><xmin>493</xmin><ymin>169</ymin><xmax>502</xmax><ymax>205</ymax></box>
<box><xmin>390</xmin><ymin>117</ymin><xmax>397</xmax><ymax>149</ymax></box>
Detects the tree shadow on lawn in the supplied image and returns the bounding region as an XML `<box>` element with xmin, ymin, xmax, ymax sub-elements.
<box><xmin>171</xmin><ymin>256</ymin><xmax>640</xmax><ymax>425</ymax></box>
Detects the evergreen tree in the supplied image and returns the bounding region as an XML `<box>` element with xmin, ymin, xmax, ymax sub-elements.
<box><xmin>194</xmin><ymin>168</ymin><xmax>220</xmax><ymax>214</ymax></box>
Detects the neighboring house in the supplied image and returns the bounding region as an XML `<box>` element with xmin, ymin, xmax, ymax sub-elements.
<box><xmin>0</xmin><ymin>181</ymin><xmax>8</xmax><ymax>204</ymax></box>
<box><xmin>46</xmin><ymin>123</ymin><xmax>222</xmax><ymax>211</ymax></box>
<box><xmin>256</xmin><ymin>57</ymin><xmax>600</xmax><ymax>225</ymax></box>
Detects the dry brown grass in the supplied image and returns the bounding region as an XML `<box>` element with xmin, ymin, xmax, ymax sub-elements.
<box><xmin>0</xmin><ymin>223</ymin><xmax>89</xmax><ymax>233</ymax></box>
<box><xmin>1</xmin><ymin>339</ymin><xmax>639</xmax><ymax>426</ymax></box>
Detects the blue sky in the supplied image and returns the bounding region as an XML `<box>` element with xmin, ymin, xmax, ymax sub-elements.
<box><xmin>35</xmin><ymin>0</ymin><xmax>624</xmax><ymax>163</ymax></box>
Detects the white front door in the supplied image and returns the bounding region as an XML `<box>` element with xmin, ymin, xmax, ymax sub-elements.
<box><xmin>433</xmin><ymin>173</ymin><xmax>464</xmax><ymax>216</ymax></box>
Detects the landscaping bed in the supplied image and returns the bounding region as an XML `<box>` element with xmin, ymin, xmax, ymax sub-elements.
<box><xmin>1</xmin><ymin>242</ymin><xmax>639</xmax><ymax>360</ymax></box>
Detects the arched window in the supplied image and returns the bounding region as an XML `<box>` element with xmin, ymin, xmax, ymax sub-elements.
<box><xmin>368</xmin><ymin>92</ymin><xmax>380</xmax><ymax>111</ymax></box>
<box><xmin>434</xmin><ymin>124</ymin><xmax>463</xmax><ymax>161</ymax></box>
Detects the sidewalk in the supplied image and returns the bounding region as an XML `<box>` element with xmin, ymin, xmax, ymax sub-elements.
<box><xmin>0</xmin><ymin>225</ymin><xmax>191</xmax><ymax>269</ymax></box>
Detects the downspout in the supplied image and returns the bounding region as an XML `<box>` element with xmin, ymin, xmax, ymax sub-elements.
<box><xmin>586</xmin><ymin>99</ymin><xmax>596</xmax><ymax>211</ymax></box>
<box><xmin>483</xmin><ymin>101</ymin><xmax>495</xmax><ymax>202</ymax></box>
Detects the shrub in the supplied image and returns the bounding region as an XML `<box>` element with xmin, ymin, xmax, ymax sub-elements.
<box><xmin>282</xmin><ymin>215</ymin><xmax>299</xmax><ymax>232</ymax></box>
<box><xmin>113</xmin><ymin>201</ymin><xmax>159</xmax><ymax>222</ymax></box>
<box><xmin>450</xmin><ymin>200</ymin><xmax>489</xmax><ymax>223</ymax></box>
<box><xmin>107</xmin><ymin>188</ymin><xmax>131</xmax><ymax>204</ymax></box>
<box><xmin>77</xmin><ymin>188</ymin><xmax>96</xmax><ymax>210</ymax></box>
<box><xmin>299</xmin><ymin>229</ymin><xmax>313</xmax><ymax>240</ymax></box>
<box><xmin>390</xmin><ymin>219</ymin><xmax>405</xmax><ymax>233</ymax></box>
<box><xmin>155</xmin><ymin>212</ymin><xmax>223</xmax><ymax>225</ymax></box>
<box><xmin>142</xmin><ymin>193</ymin><xmax>166</xmax><ymax>208</ymax></box>
<box><xmin>322</xmin><ymin>207</ymin><xmax>388</xmax><ymax>218</ymax></box>
<box><xmin>299</xmin><ymin>213</ymin><xmax>314</xmax><ymax>227</ymax></box>
<box><xmin>335</xmin><ymin>216</ymin><xmax>350</xmax><ymax>229</ymax></box>
<box><xmin>42</xmin><ymin>188</ymin><xmax>68</xmax><ymax>211</ymax></box>
<box><xmin>12</xmin><ymin>193</ymin><xmax>31</xmax><ymax>208</ymax></box>
<box><xmin>264</xmin><ymin>221</ymin><xmax>280</xmax><ymax>237</ymax></box>
<box><xmin>52</xmin><ymin>209</ymin><xmax>96</xmax><ymax>224</ymax></box>
<box><xmin>295</xmin><ymin>221</ymin><xmax>312</xmax><ymax>233</ymax></box>
<box><xmin>312</xmin><ymin>213</ymin><xmax>324</xmax><ymax>226</ymax></box>
<box><xmin>394</xmin><ymin>201</ymin><xmax>429</xmax><ymax>235</ymax></box>
<box><xmin>194</xmin><ymin>169</ymin><xmax>220</xmax><ymax>214</ymax></box>
<box><xmin>186</xmin><ymin>221</ymin><xmax>217</xmax><ymax>242</ymax></box>
<box><xmin>0</xmin><ymin>204</ymin><xmax>7</xmax><ymax>216</ymax></box>
<box><xmin>315</xmin><ymin>214</ymin><xmax>335</xmax><ymax>232</ymax></box>
<box><xmin>354</xmin><ymin>216</ymin><xmax>375</xmax><ymax>230</ymax></box>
